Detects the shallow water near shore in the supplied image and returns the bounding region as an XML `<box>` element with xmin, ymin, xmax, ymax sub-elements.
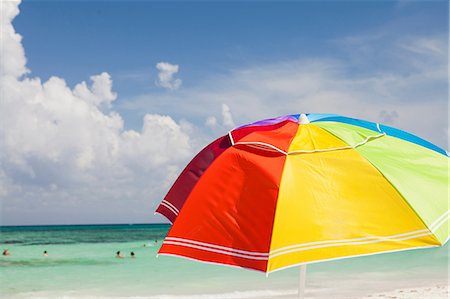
<box><xmin>1</xmin><ymin>224</ymin><xmax>448</xmax><ymax>298</ymax></box>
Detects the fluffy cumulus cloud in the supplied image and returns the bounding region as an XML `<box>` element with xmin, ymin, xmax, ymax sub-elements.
<box><xmin>0</xmin><ymin>1</ymin><xmax>195</xmax><ymax>225</ymax></box>
<box><xmin>73</xmin><ymin>72</ymin><xmax>117</xmax><ymax>107</ymax></box>
<box><xmin>1</xmin><ymin>1</ymin><xmax>448</xmax><ymax>225</ymax></box>
<box><xmin>156</xmin><ymin>62</ymin><xmax>182</xmax><ymax>90</ymax></box>
<box><xmin>0</xmin><ymin>0</ymin><xmax>28</xmax><ymax>78</ymax></box>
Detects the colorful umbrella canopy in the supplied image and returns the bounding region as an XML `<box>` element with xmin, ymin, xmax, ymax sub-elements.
<box><xmin>155</xmin><ymin>113</ymin><xmax>449</xmax><ymax>274</ymax></box>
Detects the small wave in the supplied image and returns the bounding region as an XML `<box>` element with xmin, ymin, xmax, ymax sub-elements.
<box><xmin>0</xmin><ymin>258</ymin><xmax>113</xmax><ymax>267</ymax></box>
<box><xmin>0</xmin><ymin>240</ymin><xmax>24</xmax><ymax>244</ymax></box>
<box><xmin>26</xmin><ymin>241</ymin><xmax>78</xmax><ymax>245</ymax></box>
<box><xmin>1</xmin><ymin>238</ymin><xmax>160</xmax><ymax>246</ymax></box>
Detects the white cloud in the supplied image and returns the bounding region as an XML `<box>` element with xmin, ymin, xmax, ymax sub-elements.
<box><xmin>204</xmin><ymin>104</ymin><xmax>235</xmax><ymax>130</ymax></box>
<box><xmin>0</xmin><ymin>0</ymin><xmax>28</xmax><ymax>78</ymax></box>
<box><xmin>221</xmin><ymin>104</ymin><xmax>235</xmax><ymax>128</ymax></box>
<box><xmin>205</xmin><ymin>116</ymin><xmax>217</xmax><ymax>127</ymax></box>
<box><xmin>0</xmin><ymin>1</ymin><xmax>196</xmax><ymax>225</ymax></box>
<box><xmin>156</xmin><ymin>62</ymin><xmax>182</xmax><ymax>90</ymax></box>
<box><xmin>124</xmin><ymin>34</ymin><xmax>448</xmax><ymax>149</ymax></box>
<box><xmin>401</xmin><ymin>36</ymin><xmax>446</xmax><ymax>56</ymax></box>
<box><xmin>1</xmin><ymin>1</ymin><xmax>448</xmax><ymax>225</ymax></box>
<box><xmin>73</xmin><ymin>72</ymin><xmax>117</xmax><ymax>107</ymax></box>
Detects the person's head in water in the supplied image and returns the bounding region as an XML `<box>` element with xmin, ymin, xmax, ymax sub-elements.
<box><xmin>43</xmin><ymin>250</ymin><xmax>48</xmax><ymax>256</ymax></box>
<box><xmin>116</xmin><ymin>251</ymin><xmax>123</xmax><ymax>258</ymax></box>
<box><xmin>130</xmin><ymin>252</ymin><xmax>135</xmax><ymax>258</ymax></box>
<box><xmin>2</xmin><ymin>249</ymin><xmax>10</xmax><ymax>256</ymax></box>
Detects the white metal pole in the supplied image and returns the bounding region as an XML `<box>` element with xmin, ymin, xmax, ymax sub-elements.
<box><xmin>298</xmin><ymin>264</ymin><xmax>307</xmax><ymax>299</ymax></box>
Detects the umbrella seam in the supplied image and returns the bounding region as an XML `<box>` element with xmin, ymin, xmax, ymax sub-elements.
<box><xmin>269</xmin><ymin>229</ymin><xmax>429</xmax><ymax>255</ymax></box>
<box><xmin>161</xmin><ymin>210</ymin><xmax>448</xmax><ymax>261</ymax></box>
<box><xmin>160</xmin><ymin>201</ymin><xmax>179</xmax><ymax>216</ymax></box>
<box><xmin>163</xmin><ymin>240</ymin><xmax>269</xmax><ymax>260</ymax></box>
<box><xmin>269</xmin><ymin>231</ymin><xmax>435</xmax><ymax>258</ymax></box>
<box><xmin>165</xmin><ymin>237</ymin><xmax>269</xmax><ymax>256</ymax></box>
<box><xmin>161</xmin><ymin>199</ymin><xmax>180</xmax><ymax>214</ymax></box>
<box><xmin>162</xmin><ymin>231</ymin><xmax>435</xmax><ymax>262</ymax></box>
<box><xmin>234</xmin><ymin>141</ymin><xmax>288</xmax><ymax>155</ymax></box>
<box><xmin>269</xmin><ymin>211</ymin><xmax>448</xmax><ymax>255</ymax></box>
<box><xmin>228</xmin><ymin>131</ymin><xmax>235</xmax><ymax>145</ymax></box>
<box><xmin>230</xmin><ymin>133</ymin><xmax>385</xmax><ymax>155</ymax></box>
<box><xmin>266</xmin><ymin>244</ymin><xmax>440</xmax><ymax>275</ymax></box>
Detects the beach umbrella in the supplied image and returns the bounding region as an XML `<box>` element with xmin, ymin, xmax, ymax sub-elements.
<box><xmin>155</xmin><ymin>113</ymin><xmax>449</xmax><ymax>298</ymax></box>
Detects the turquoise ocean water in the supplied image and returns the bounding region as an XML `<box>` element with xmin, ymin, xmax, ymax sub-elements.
<box><xmin>0</xmin><ymin>224</ymin><xmax>448</xmax><ymax>299</ymax></box>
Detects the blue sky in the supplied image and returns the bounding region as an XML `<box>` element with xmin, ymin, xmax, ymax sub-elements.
<box><xmin>16</xmin><ymin>1</ymin><xmax>446</xmax><ymax>82</ymax></box>
<box><xmin>15</xmin><ymin>1</ymin><xmax>445</xmax><ymax>93</ymax></box>
<box><xmin>1</xmin><ymin>0</ymin><xmax>448</xmax><ymax>225</ymax></box>
<box><xmin>14</xmin><ymin>1</ymin><xmax>448</xmax><ymax>130</ymax></box>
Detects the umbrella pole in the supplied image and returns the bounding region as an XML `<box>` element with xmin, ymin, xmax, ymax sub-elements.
<box><xmin>298</xmin><ymin>264</ymin><xmax>307</xmax><ymax>299</ymax></box>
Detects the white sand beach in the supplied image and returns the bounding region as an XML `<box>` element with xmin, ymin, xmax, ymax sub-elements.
<box><xmin>358</xmin><ymin>284</ymin><xmax>449</xmax><ymax>299</ymax></box>
<box><xmin>255</xmin><ymin>284</ymin><xmax>449</xmax><ymax>299</ymax></box>
<box><xmin>9</xmin><ymin>285</ymin><xmax>447</xmax><ymax>299</ymax></box>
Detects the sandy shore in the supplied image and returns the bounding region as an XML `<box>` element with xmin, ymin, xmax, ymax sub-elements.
<box><xmin>357</xmin><ymin>284</ymin><xmax>449</xmax><ymax>299</ymax></box>
<box><xmin>7</xmin><ymin>285</ymin><xmax>449</xmax><ymax>299</ymax></box>
<box><xmin>254</xmin><ymin>284</ymin><xmax>450</xmax><ymax>299</ymax></box>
